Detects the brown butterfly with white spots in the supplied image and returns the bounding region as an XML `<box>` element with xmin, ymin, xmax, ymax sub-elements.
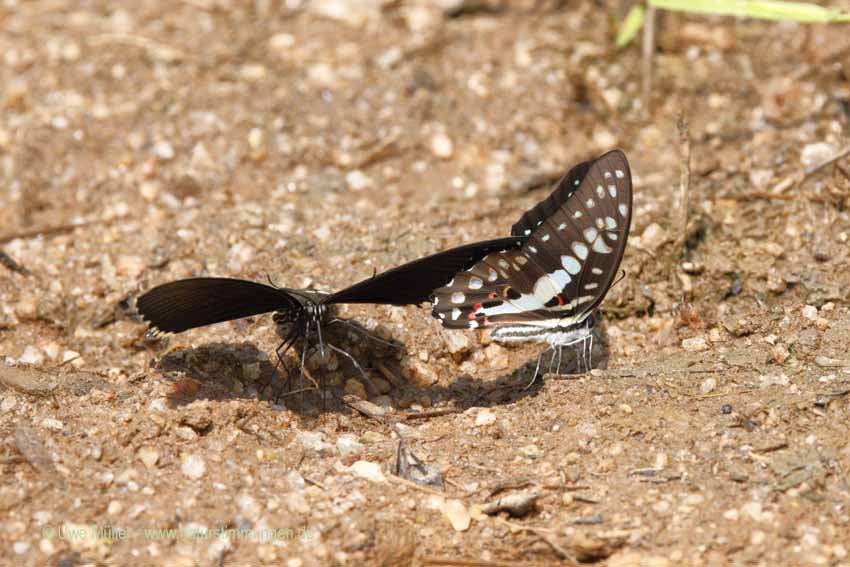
<box><xmin>431</xmin><ymin>150</ymin><xmax>632</xmax><ymax>378</ymax></box>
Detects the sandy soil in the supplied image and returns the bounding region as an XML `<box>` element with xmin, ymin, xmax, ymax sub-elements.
<box><xmin>2</xmin><ymin>1</ymin><xmax>850</xmax><ymax>566</ymax></box>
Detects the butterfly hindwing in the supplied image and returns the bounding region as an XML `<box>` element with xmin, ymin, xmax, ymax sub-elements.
<box><xmin>432</xmin><ymin>150</ymin><xmax>632</xmax><ymax>329</ymax></box>
<box><xmin>136</xmin><ymin>277</ymin><xmax>302</xmax><ymax>335</ymax></box>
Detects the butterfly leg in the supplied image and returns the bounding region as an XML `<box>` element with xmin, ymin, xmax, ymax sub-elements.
<box><xmin>524</xmin><ymin>346</ymin><xmax>551</xmax><ymax>390</ymax></box>
<box><xmin>555</xmin><ymin>346</ymin><xmax>563</xmax><ymax>375</ymax></box>
<box><xmin>326</xmin><ymin>343</ymin><xmax>379</xmax><ymax>398</ymax></box>
<box><xmin>327</xmin><ymin>318</ymin><xmax>403</xmax><ymax>350</ymax></box>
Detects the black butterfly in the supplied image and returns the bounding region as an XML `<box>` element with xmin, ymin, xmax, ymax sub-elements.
<box><xmin>135</xmin><ymin>237</ymin><xmax>527</xmax><ymax>386</ymax></box>
<box><xmin>430</xmin><ymin>150</ymin><xmax>633</xmax><ymax>379</ymax></box>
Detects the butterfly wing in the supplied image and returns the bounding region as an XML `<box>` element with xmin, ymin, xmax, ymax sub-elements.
<box><xmin>325</xmin><ymin>236</ymin><xmax>527</xmax><ymax>306</ymax></box>
<box><xmin>432</xmin><ymin>150</ymin><xmax>632</xmax><ymax>329</ymax></box>
<box><xmin>136</xmin><ymin>277</ymin><xmax>302</xmax><ymax>335</ymax></box>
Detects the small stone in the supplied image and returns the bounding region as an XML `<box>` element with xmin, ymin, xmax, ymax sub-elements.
<box><xmin>19</xmin><ymin>346</ymin><xmax>44</xmax><ymax>365</ymax></box>
<box><xmin>400</xmin><ymin>357</ymin><xmax>438</xmax><ymax>387</ymax></box>
<box><xmin>350</xmin><ymin>460</ymin><xmax>386</xmax><ymax>482</ymax></box>
<box><xmin>116</xmin><ymin>255</ymin><xmax>145</xmax><ymax>279</ymax></box>
<box><xmin>815</xmin><ymin>317</ymin><xmax>830</xmax><ymax>330</ymax></box>
<box><xmin>13</xmin><ymin>541</ymin><xmax>29</xmax><ymax>555</ymax></box>
<box><xmin>640</xmin><ymin>223</ymin><xmax>668</xmax><ymax>250</ymax></box>
<box><xmin>137</xmin><ymin>447</ymin><xmax>160</xmax><ymax>469</ymax></box>
<box><xmin>153</xmin><ymin>141</ymin><xmax>175</xmax><ymax>160</ymax></box>
<box><xmin>707</xmin><ymin>328</ymin><xmax>724</xmax><ymax>342</ymax></box>
<box><xmin>723</xmin><ymin>508</ymin><xmax>739</xmax><ymax>521</ymax></box>
<box><xmin>296</xmin><ymin>431</ymin><xmax>333</xmax><ymax>454</ymax></box>
<box><xmin>771</xmin><ymin>344</ymin><xmax>790</xmax><ymax>364</ymax></box>
<box><xmin>227</xmin><ymin>242</ymin><xmax>254</xmax><ymax>273</ymax></box>
<box><xmin>699</xmin><ymin>377</ymin><xmax>716</xmax><ymax>395</ymax></box>
<box><xmin>345</xmin><ymin>170</ymin><xmax>372</xmax><ymax>191</ymax></box>
<box><xmin>248</xmin><ymin>128</ymin><xmax>265</xmax><ymax>150</ymax></box>
<box><xmin>359</xmin><ymin>431</ymin><xmax>384</xmax><ymax>444</ymax></box>
<box><xmin>681</xmin><ymin>336</ymin><xmax>708</xmax><ymax>352</ymax></box>
<box><xmin>1</xmin><ymin>396</ymin><xmax>16</xmax><ymax>412</ymax></box>
<box><xmin>269</xmin><ymin>33</ymin><xmax>295</xmax><ymax>52</ymax></box>
<box><xmin>344</xmin><ymin>378</ymin><xmax>368</xmax><ymax>399</ymax></box>
<box><xmin>442</xmin><ymin>499</ymin><xmax>471</xmax><ymax>531</ymax></box>
<box><xmin>519</xmin><ymin>444</ymin><xmax>542</xmax><ymax>459</ymax></box>
<box><xmin>763</xmin><ymin>241</ymin><xmax>784</xmax><ymax>257</ymax></box>
<box><xmin>139</xmin><ymin>181</ymin><xmax>161</xmax><ymax>202</ymax></box>
<box><xmin>760</xmin><ymin>373</ymin><xmax>789</xmax><ymax>387</ymax></box>
<box><xmin>107</xmin><ymin>500</ymin><xmax>123</xmax><ymax>515</ymax></box>
<box><xmin>41</xmin><ymin>417</ymin><xmax>64</xmax><ymax>431</ymax></box>
<box><xmin>284</xmin><ymin>492</ymin><xmax>310</xmax><ymax>515</ymax></box>
<box><xmin>285</xmin><ymin>470</ymin><xmax>305</xmax><ymax>490</ymax></box>
<box><xmin>482</xmin><ymin>344</ymin><xmax>508</xmax><ymax>367</ymax></box>
<box><xmin>336</xmin><ymin>434</ymin><xmax>364</xmax><ymax>456</ymax></box>
<box><xmin>240</xmin><ymin>63</ymin><xmax>267</xmax><ymax>81</ymax></box>
<box><xmin>800</xmin><ymin>142</ymin><xmax>835</xmax><ymax>168</ymax></box>
<box><xmin>474</xmin><ymin>408</ymin><xmax>496</xmax><ymax>427</ymax></box>
<box><xmin>181</xmin><ymin>454</ymin><xmax>206</xmax><ymax>479</ymax></box>
<box><xmin>742</xmin><ymin>501</ymin><xmax>763</xmax><ymax>521</ymax></box>
<box><xmin>801</xmin><ymin>305</ymin><xmax>818</xmax><ymax>321</ymax></box>
<box><xmin>430</xmin><ymin>132</ymin><xmax>454</xmax><ymax>159</ymax></box>
<box><xmin>443</xmin><ymin>331</ymin><xmax>470</xmax><ymax>355</ymax></box>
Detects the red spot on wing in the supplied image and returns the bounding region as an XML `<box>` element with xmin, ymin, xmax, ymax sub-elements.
<box><xmin>556</xmin><ymin>295</ymin><xmax>564</xmax><ymax>306</ymax></box>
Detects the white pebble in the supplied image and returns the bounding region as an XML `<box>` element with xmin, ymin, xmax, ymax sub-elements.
<box><xmin>153</xmin><ymin>141</ymin><xmax>175</xmax><ymax>160</ymax></box>
<box><xmin>801</xmin><ymin>305</ymin><xmax>818</xmax><ymax>320</ymax></box>
<box><xmin>430</xmin><ymin>132</ymin><xmax>454</xmax><ymax>159</ymax></box>
<box><xmin>681</xmin><ymin>336</ymin><xmax>708</xmax><ymax>352</ymax></box>
<box><xmin>345</xmin><ymin>169</ymin><xmax>372</xmax><ymax>191</ymax></box>
<box><xmin>18</xmin><ymin>346</ymin><xmax>44</xmax><ymax>365</ymax></box>
<box><xmin>349</xmin><ymin>460</ymin><xmax>386</xmax><ymax>482</ymax></box>
<box><xmin>474</xmin><ymin>408</ymin><xmax>496</xmax><ymax>427</ymax></box>
<box><xmin>181</xmin><ymin>454</ymin><xmax>206</xmax><ymax>479</ymax></box>
<box><xmin>699</xmin><ymin>377</ymin><xmax>716</xmax><ymax>394</ymax></box>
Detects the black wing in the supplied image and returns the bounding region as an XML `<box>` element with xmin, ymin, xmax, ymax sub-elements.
<box><xmin>136</xmin><ymin>277</ymin><xmax>302</xmax><ymax>335</ymax></box>
<box><xmin>432</xmin><ymin>150</ymin><xmax>632</xmax><ymax>329</ymax></box>
<box><xmin>325</xmin><ymin>236</ymin><xmax>528</xmax><ymax>306</ymax></box>
<box><xmin>511</xmin><ymin>157</ymin><xmax>594</xmax><ymax>237</ymax></box>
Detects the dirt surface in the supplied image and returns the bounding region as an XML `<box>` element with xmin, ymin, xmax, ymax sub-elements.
<box><xmin>2</xmin><ymin>1</ymin><xmax>850</xmax><ymax>566</ymax></box>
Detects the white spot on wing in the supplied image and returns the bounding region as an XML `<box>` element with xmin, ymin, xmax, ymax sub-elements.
<box><xmin>596</xmin><ymin>185</ymin><xmax>605</xmax><ymax>198</ymax></box>
<box><xmin>595</xmin><ymin>218</ymin><xmax>605</xmax><ymax>229</ymax></box>
<box><xmin>524</xmin><ymin>229</ymin><xmax>531</xmax><ymax>235</ymax></box>
<box><xmin>515</xmin><ymin>255</ymin><xmax>528</xmax><ymax>266</ymax></box>
<box><xmin>561</xmin><ymin>255</ymin><xmax>581</xmax><ymax>274</ymax></box>
<box><xmin>585</xmin><ymin>282</ymin><xmax>599</xmax><ymax>290</ymax></box>
<box><xmin>572</xmin><ymin>242</ymin><xmax>588</xmax><ymax>260</ymax></box>
<box><xmin>592</xmin><ymin>237</ymin><xmax>613</xmax><ymax>253</ymax></box>
<box><xmin>498</xmin><ymin>259</ymin><xmax>510</xmax><ymax>270</ymax></box>
<box><xmin>469</xmin><ymin>320</ymin><xmax>479</xmax><ymax>329</ymax></box>
<box><xmin>608</xmin><ymin>232</ymin><xmax>618</xmax><ymax>241</ymax></box>
<box><xmin>574</xmin><ymin>211</ymin><xmax>583</xmax><ymax>219</ymax></box>
<box><xmin>528</xmin><ymin>245</ymin><xmax>538</xmax><ymax>254</ymax></box>
<box><xmin>558</xmin><ymin>222</ymin><xmax>566</xmax><ymax>230</ymax></box>
<box><xmin>452</xmin><ymin>291</ymin><xmax>466</xmax><ymax>303</ymax></box>
<box><xmin>618</xmin><ymin>203</ymin><xmax>628</xmax><ymax>217</ymax></box>
<box><xmin>447</xmin><ymin>278</ymin><xmax>455</xmax><ymax>287</ymax></box>
<box><xmin>604</xmin><ymin>171</ymin><xmax>612</xmax><ymax>179</ymax></box>
<box><xmin>615</xmin><ymin>169</ymin><xmax>624</xmax><ymax>178</ymax></box>
<box><xmin>469</xmin><ymin>277</ymin><xmax>483</xmax><ymax>290</ymax></box>
<box><xmin>573</xmin><ymin>178</ymin><xmax>580</xmax><ymax>186</ymax></box>
<box><xmin>585</xmin><ymin>198</ymin><xmax>595</xmax><ymax>208</ymax></box>
<box><xmin>541</xmin><ymin>234</ymin><xmax>550</xmax><ymax>242</ymax></box>
<box><xmin>488</xmin><ymin>268</ymin><xmax>498</xmax><ymax>282</ymax></box>
<box><xmin>591</xmin><ymin>267</ymin><xmax>603</xmax><ymax>275</ymax></box>
<box><xmin>583</xmin><ymin>228</ymin><xmax>598</xmax><ymax>243</ymax></box>
<box><xmin>608</xmin><ymin>185</ymin><xmax>617</xmax><ymax>198</ymax></box>
<box><xmin>451</xmin><ymin>308</ymin><xmax>461</xmax><ymax>320</ymax></box>
<box><xmin>605</xmin><ymin>216</ymin><xmax>617</xmax><ymax>229</ymax></box>
<box><xmin>438</xmin><ymin>312</ymin><xmax>446</xmax><ymax>319</ymax></box>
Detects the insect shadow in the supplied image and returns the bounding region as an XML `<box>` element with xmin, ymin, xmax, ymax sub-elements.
<box><xmin>150</xmin><ymin>321</ymin><xmax>613</xmax><ymax>416</ymax></box>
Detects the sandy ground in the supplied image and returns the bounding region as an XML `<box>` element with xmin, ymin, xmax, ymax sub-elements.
<box><xmin>2</xmin><ymin>1</ymin><xmax>850</xmax><ymax>566</ymax></box>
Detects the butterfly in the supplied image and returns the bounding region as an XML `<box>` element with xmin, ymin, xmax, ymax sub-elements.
<box><xmin>135</xmin><ymin>237</ymin><xmax>527</xmax><ymax>389</ymax></box>
<box><xmin>430</xmin><ymin>149</ymin><xmax>632</xmax><ymax>381</ymax></box>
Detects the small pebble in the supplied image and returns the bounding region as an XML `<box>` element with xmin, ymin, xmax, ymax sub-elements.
<box><xmin>181</xmin><ymin>454</ymin><xmax>206</xmax><ymax>480</ymax></box>
<box><xmin>430</xmin><ymin>132</ymin><xmax>454</xmax><ymax>159</ymax></box>
<box><xmin>474</xmin><ymin>408</ymin><xmax>496</xmax><ymax>427</ymax></box>
<box><xmin>153</xmin><ymin>141</ymin><xmax>175</xmax><ymax>160</ymax></box>
<box><xmin>720</xmin><ymin>404</ymin><xmax>732</xmax><ymax>414</ymax></box>
<box><xmin>349</xmin><ymin>460</ymin><xmax>386</xmax><ymax>483</ymax></box>
<box><xmin>699</xmin><ymin>377</ymin><xmax>716</xmax><ymax>394</ymax></box>
<box><xmin>345</xmin><ymin>170</ymin><xmax>372</xmax><ymax>191</ymax></box>
<box><xmin>801</xmin><ymin>305</ymin><xmax>818</xmax><ymax>321</ymax></box>
<box><xmin>681</xmin><ymin>336</ymin><xmax>708</xmax><ymax>352</ymax></box>
<box><xmin>442</xmin><ymin>499</ymin><xmax>471</xmax><ymax>531</ymax></box>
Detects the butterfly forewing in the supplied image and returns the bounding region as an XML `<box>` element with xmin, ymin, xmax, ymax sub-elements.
<box><xmin>432</xmin><ymin>150</ymin><xmax>632</xmax><ymax>329</ymax></box>
<box><xmin>325</xmin><ymin>236</ymin><xmax>527</xmax><ymax>306</ymax></box>
<box><xmin>137</xmin><ymin>277</ymin><xmax>302</xmax><ymax>334</ymax></box>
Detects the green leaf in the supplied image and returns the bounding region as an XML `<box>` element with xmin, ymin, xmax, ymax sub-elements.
<box><xmin>616</xmin><ymin>5</ymin><xmax>646</xmax><ymax>48</ymax></box>
<box><xmin>650</xmin><ymin>0</ymin><xmax>850</xmax><ymax>23</ymax></box>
